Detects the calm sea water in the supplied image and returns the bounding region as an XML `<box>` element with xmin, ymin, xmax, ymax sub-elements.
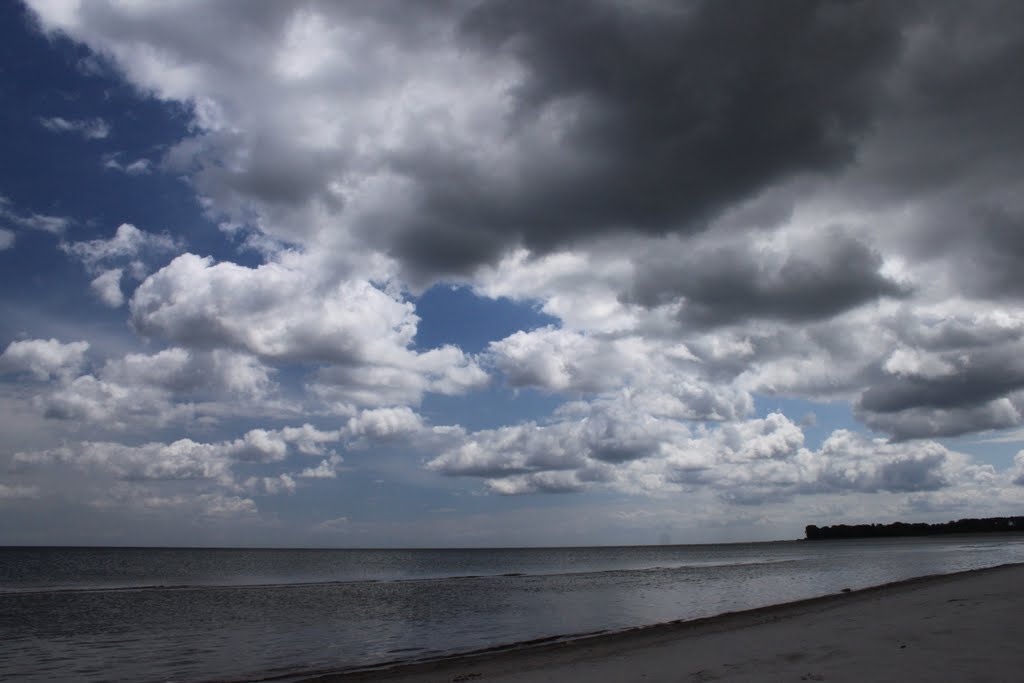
<box><xmin>2</xmin><ymin>536</ymin><xmax>1023</xmax><ymax>682</ymax></box>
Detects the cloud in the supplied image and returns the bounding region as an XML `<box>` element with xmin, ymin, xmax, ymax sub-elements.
<box><xmin>381</xmin><ymin>0</ymin><xmax>904</xmax><ymax>273</ymax></box>
<box><xmin>275</xmin><ymin>423</ymin><xmax>342</xmax><ymax>455</ymax></box>
<box><xmin>0</xmin><ymin>339</ymin><xmax>89</xmax><ymax>380</ymax></box>
<box><xmin>62</xmin><ymin>223</ymin><xmax>181</xmax><ymax>275</ymax></box>
<box><xmin>7</xmin><ymin>420</ymin><xmax>353</xmax><ymax>526</ymax></box>
<box><xmin>23</xmin><ymin>0</ymin><xmax>1024</xmax><ymax>302</ymax></box>
<box><xmin>103</xmin><ymin>347</ymin><xmax>273</xmax><ymax>399</ymax></box>
<box><xmin>376</xmin><ymin>0</ymin><xmax>912</xmax><ymax>279</ymax></box>
<box><xmin>130</xmin><ymin>253</ymin><xmax>488</xmax><ymax>407</ymax></box>
<box><xmin>23</xmin><ymin>346</ymin><xmax>279</xmax><ymax>430</ymax></box>
<box><xmin>858</xmin><ymin>399</ymin><xmax>1024</xmax><ymax>443</ymax></box>
<box><xmin>38</xmin><ymin>116</ymin><xmax>110</xmax><ymax>139</ymax></box>
<box><xmin>627</xmin><ymin>232</ymin><xmax>910</xmax><ymax>327</ymax></box>
<box><xmin>487</xmin><ymin>325</ymin><xmax>751</xmax><ymax>421</ymax></box>
<box><xmin>850</xmin><ymin>309</ymin><xmax>1024</xmax><ymax>439</ymax></box>
<box><xmin>25</xmin><ymin>0</ymin><xmax>1024</xmax><ymax>439</ymax></box>
<box><xmin>489</xmin><ymin>326</ymin><xmax>645</xmax><ymax>393</ymax></box>
<box><xmin>13</xmin><ymin>423</ymin><xmax>343</xmax><ymax>489</ymax></box>
<box><xmin>428</xmin><ymin>398</ymin><xmax>754</xmax><ymax>491</ymax></box>
<box><xmin>90</xmin><ymin>268</ymin><xmax>124</xmax><ymax>307</ymax></box>
<box><xmin>861</xmin><ymin>346</ymin><xmax>1024</xmax><ymax>416</ymax></box>
<box><xmin>15</xmin><ymin>439</ymin><xmax>240</xmax><ymax>483</ymax></box>
<box><xmin>6</xmin><ymin>338</ymin><xmax>463</xmax><ymax>440</ymax></box>
<box><xmin>103</xmin><ymin>155</ymin><xmax>153</xmax><ymax>175</ymax></box>
<box><xmin>13</xmin><ymin>0</ymin><xmax>1024</xmax><ymax>544</ymax></box>
<box><xmin>24</xmin><ymin>1</ymin><xmax>907</xmax><ymax>282</ymax></box>
<box><xmin>93</xmin><ymin>486</ymin><xmax>259</xmax><ymax>518</ymax></box>
<box><xmin>0</xmin><ymin>484</ymin><xmax>39</xmax><ymax>501</ymax></box>
<box><xmin>244</xmin><ymin>473</ymin><xmax>297</xmax><ymax>496</ymax></box>
<box><xmin>299</xmin><ymin>454</ymin><xmax>343</xmax><ymax>479</ymax></box>
<box><xmin>0</xmin><ymin>229</ymin><xmax>13</xmax><ymax>250</ymax></box>
<box><xmin>471</xmin><ymin>243</ymin><xmax>1022</xmax><ymax>444</ymax></box>
<box><xmin>131</xmin><ymin>254</ymin><xmax>413</xmax><ymax>362</ymax></box>
<box><xmin>429</xmin><ymin>402</ymin><xmax>995</xmax><ymax>503</ymax></box>
<box><xmin>472</xmin><ymin>240</ymin><xmax>1024</xmax><ymax>443</ymax></box>
<box><xmin>1011</xmin><ymin>452</ymin><xmax>1024</xmax><ymax>486</ymax></box>
<box><xmin>307</xmin><ymin>345</ymin><xmax>488</xmax><ymax>410</ymax></box>
<box><xmin>807</xmin><ymin>430</ymin><xmax>987</xmax><ymax>495</ymax></box>
<box><xmin>0</xmin><ymin>197</ymin><xmax>71</xmax><ymax>235</ymax></box>
<box><xmin>473</xmin><ymin>248</ymin><xmax>641</xmax><ymax>333</ymax></box>
<box><xmin>345</xmin><ymin>406</ymin><xmax>425</xmax><ymax>441</ymax></box>
<box><xmin>19</xmin><ymin>214</ymin><xmax>69</xmax><ymax>234</ymax></box>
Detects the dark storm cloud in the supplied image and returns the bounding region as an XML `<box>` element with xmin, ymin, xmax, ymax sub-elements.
<box><xmin>859</xmin><ymin>402</ymin><xmax>1022</xmax><ymax>442</ymax></box>
<box><xmin>849</xmin><ymin>1</ymin><xmax>1024</xmax><ymax>303</ymax></box>
<box><xmin>854</xmin><ymin>0</ymin><xmax>1024</xmax><ymax>200</ymax></box>
<box><xmin>952</xmin><ymin>208</ymin><xmax>1024</xmax><ymax>301</ymax></box>
<box><xmin>388</xmin><ymin>0</ymin><xmax>909</xmax><ymax>276</ymax></box>
<box><xmin>855</xmin><ymin>342</ymin><xmax>1024</xmax><ymax>440</ymax></box>
<box><xmin>627</xmin><ymin>233</ymin><xmax>908</xmax><ymax>327</ymax></box>
<box><xmin>859</xmin><ymin>348</ymin><xmax>1024</xmax><ymax>416</ymax></box>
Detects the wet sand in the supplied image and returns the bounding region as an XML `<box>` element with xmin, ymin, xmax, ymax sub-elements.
<box><xmin>299</xmin><ymin>563</ymin><xmax>1024</xmax><ymax>683</ymax></box>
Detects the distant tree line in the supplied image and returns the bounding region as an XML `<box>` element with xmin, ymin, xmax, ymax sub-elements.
<box><xmin>805</xmin><ymin>517</ymin><xmax>1024</xmax><ymax>540</ymax></box>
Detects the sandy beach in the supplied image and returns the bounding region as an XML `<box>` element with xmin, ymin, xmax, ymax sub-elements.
<box><xmin>302</xmin><ymin>563</ymin><xmax>1024</xmax><ymax>683</ymax></box>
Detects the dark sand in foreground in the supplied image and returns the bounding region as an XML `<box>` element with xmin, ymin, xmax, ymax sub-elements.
<box><xmin>298</xmin><ymin>563</ymin><xmax>1024</xmax><ymax>683</ymax></box>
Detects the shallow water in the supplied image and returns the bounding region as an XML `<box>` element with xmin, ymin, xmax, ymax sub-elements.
<box><xmin>2</xmin><ymin>536</ymin><xmax>1023</xmax><ymax>682</ymax></box>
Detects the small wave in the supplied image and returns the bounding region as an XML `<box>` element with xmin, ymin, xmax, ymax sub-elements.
<box><xmin>0</xmin><ymin>557</ymin><xmax>807</xmax><ymax>597</ymax></box>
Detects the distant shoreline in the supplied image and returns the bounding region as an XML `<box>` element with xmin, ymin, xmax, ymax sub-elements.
<box><xmin>804</xmin><ymin>516</ymin><xmax>1024</xmax><ymax>540</ymax></box>
<box><xmin>294</xmin><ymin>563</ymin><xmax>1024</xmax><ymax>683</ymax></box>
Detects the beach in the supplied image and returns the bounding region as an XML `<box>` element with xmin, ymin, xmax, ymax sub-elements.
<box><xmin>307</xmin><ymin>563</ymin><xmax>1024</xmax><ymax>683</ymax></box>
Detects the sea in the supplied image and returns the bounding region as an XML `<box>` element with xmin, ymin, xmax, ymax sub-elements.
<box><xmin>2</xmin><ymin>535</ymin><xmax>1023</xmax><ymax>682</ymax></box>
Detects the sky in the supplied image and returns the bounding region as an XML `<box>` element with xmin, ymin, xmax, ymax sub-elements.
<box><xmin>2</xmin><ymin>0</ymin><xmax>1024</xmax><ymax>548</ymax></box>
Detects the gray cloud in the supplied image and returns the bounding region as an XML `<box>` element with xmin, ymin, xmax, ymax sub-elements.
<box><xmin>859</xmin><ymin>346</ymin><xmax>1024</xmax><ymax>416</ymax></box>
<box><xmin>628</xmin><ymin>232</ymin><xmax>908</xmax><ymax>327</ymax></box>
<box><xmin>31</xmin><ymin>0</ymin><xmax>914</xmax><ymax>281</ymax></box>
<box><xmin>859</xmin><ymin>400</ymin><xmax>1023</xmax><ymax>442</ymax></box>
<box><xmin>0</xmin><ymin>484</ymin><xmax>39</xmax><ymax>501</ymax></box>
<box><xmin>953</xmin><ymin>208</ymin><xmax>1024</xmax><ymax>301</ymax></box>
<box><xmin>383</xmin><ymin>0</ymin><xmax>908</xmax><ymax>276</ymax></box>
<box><xmin>853</xmin><ymin>1</ymin><xmax>1024</xmax><ymax>199</ymax></box>
<box><xmin>853</xmin><ymin>321</ymin><xmax>1024</xmax><ymax>439</ymax></box>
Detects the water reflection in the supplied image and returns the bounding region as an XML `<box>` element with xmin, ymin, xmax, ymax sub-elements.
<box><xmin>2</xmin><ymin>536</ymin><xmax>1023</xmax><ymax>682</ymax></box>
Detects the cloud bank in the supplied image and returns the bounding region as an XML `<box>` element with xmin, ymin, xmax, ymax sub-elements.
<box><xmin>7</xmin><ymin>0</ymin><xmax>1024</xmax><ymax>543</ymax></box>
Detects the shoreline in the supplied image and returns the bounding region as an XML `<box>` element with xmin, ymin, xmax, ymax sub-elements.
<box><xmin>281</xmin><ymin>562</ymin><xmax>1024</xmax><ymax>683</ymax></box>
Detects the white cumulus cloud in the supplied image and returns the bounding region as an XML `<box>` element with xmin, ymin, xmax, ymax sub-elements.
<box><xmin>0</xmin><ymin>339</ymin><xmax>89</xmax><ymax>380</ymax></box>
<box><xmin>90</xmin><ymin>268</ymin><xmax>124</xmax><ymax>307</ymax></box>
